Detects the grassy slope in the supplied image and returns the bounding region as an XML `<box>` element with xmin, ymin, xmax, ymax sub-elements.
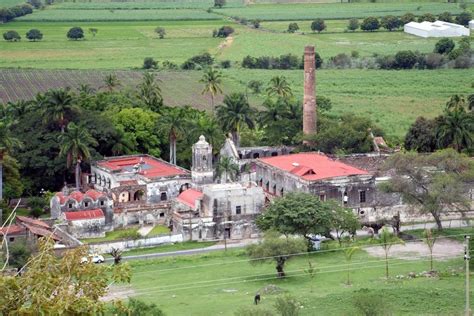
<box><xmin>127</xmin><ymin>247</ymin><xmax>469</xmax><ymax>315</ymax></box>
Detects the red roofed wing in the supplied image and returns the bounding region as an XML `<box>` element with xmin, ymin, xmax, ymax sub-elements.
<box><xmin>177</xmin><ymin>189</ymin><xmax>203</xmax><ymax>208</ymax></box>
<box><xmin>64</xmin><ymin>209</ymin><xmax>105</xmax><ymax>221</ymax></box>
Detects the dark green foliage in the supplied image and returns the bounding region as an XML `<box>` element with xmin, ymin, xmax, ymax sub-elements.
<box><xmin>330</xmin><ymin>53</ymin><xmax>351</xmax><ymax>68</ymax></box>
<box><xmin>214</xmin><ymin>0</ymin><xmax>226</xmax><ymax>8</ymax></box>
<box><xmin>311</xmin><ymin>18</ymin><xmax>326</xmax><ymax>33</ymax></box>
<box><xmin>9</xmin><ymin>244</ymin><xmax>31</xmax><ymax>270</ymax></box>
<box><xmin>215</xmin><ymin>26</ymin><xmax>234</xmax><ymax>38</ymax></box>
<box><xmin>27</xmin><ymin>0</ymin><xmax>43</xmax><ymax>9</ymax></box>
<box><xmin>143</xmin><ymin>57</ymin><xmax>158</xmax><ymax>69</ymax></box>
<box><xmin>352</xmin><ymin>288</ymin><xmax>387</xmax><ymax>316</ymax></box>
<box><xmin>182</xmin><ymin>52</ymin><xmax>214</xmax><ymax>70</ymax></box>
<box><xmin>220</xmin><ymin>60</ymin><xmax>231</xmax><ymax>68</ymax></box>
<box><xmin>455</xmin><ymin>11</ymin><xmax>472</xmax><ymax>26</ymax></box>
<box><xmin>381</xmin><ymin>15</ymin><xmax>400</xmax><ymax>31</ymax></box>
<box><xmin>67</xmin><ymin>27</ymin><xmax>84</xmax><ymax>40</ymax></box>
<box><xmin>361</xmin><ymin>17</ymin><xmax>380</xmax><ymax>32</ymax></box>
<box><xmin>418</xmin><ymin>13</ymin><xmax>436</xmax><ymax>22</ymax></box>
<box><xmin>3</xmin><ymin>30</ymin><xmax>21</xmax><ymax>42</ymax></box>
<box><xmin>434</xmin><ymin>38</ymin><xmax>455</xmax><ymax>55</ymax></box>
<box><xmin>111</xmin><ymin>298</ymin><xmax>164</xmax><ymax>316</ymax></box>
<box><xmin>248</xmin><ymin>80</ymin><xmax>263</xmax><ymax>94</ymax></box>
<box><xmin>404</xmin><ymin>117</ymin><xmax>438</xmax><ymax>152</ymax></box>
<box><xmin>394</xmin><ymin>50</ymin><xmax>417</xmax><ymax>69</ymax></box>
<box><xmin>155</xmin><ymin>27</ymin><xmax>166</xmax><ymax>39</ymax></box>
<box><xmin>400</xmin><ymin>12</ymin><xmax>415</xmax><ymax>25</ymax></box>
<box><xmin>437</xmin><ymin>11</ymin><xmax>452</xmax><ymax>23</ymax></box>
<box><xmin>241</xmin><ymin>53</ymin><xmax>315</xmax><ymax>70</ymax></box>
<box><xmin>2</xmin><ymin>154</ymin><xmax>24</xmax><ymax>201</ymax></box>
<box><xmin>347</xmin><ymin>18</ymin><xmax>359</xmax><ymax>31</ymax></box>
<box><xmin>26</xmin><ymin>29</ymin><xmax>43</xmax><ymax>41</ymax></box>
<box><xmin>274</xmin><ymin>295</ymin><xmax>300</xmax><ymax>316</ymax></box>
<box><xmin>252</xmin><ymin>19</ymin><xmax>261</xmax><ymax>29</ymax></box>
<box><xmin>287</xmin><ymin>22</ymin><xmax>299</xmax><ymax>33</ymax></box>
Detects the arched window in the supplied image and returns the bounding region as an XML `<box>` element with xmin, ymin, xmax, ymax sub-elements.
<box><xmin>160</xmin><ymin>192</ymin><xmax>167</xmax><ymax>201</ymax></box>
<box><xmin>119</xmin><ymin>192</ymin><xmax>130</xmax><ymax>203</ymax></box>
<box><xmin>107</xmin><ymin>178</ymin><xmax>111</xmax><ymax>189</ymax></box>
<box><xmin>253</xmin><ymin>153</ymin><xmax>260</xmax><ymax>159</ymax></box>
<box><xmin>273</xmin><ymin>184</ymin><xmax>277</xmax><ymax>195</ymax></box>
<box><xmin>265</xmin><ymin>181</ymin><xmax>269</xmax><ymax>192</ymax></box>
<box><xmin>280</xmin><ymin>188</ymin><xmax>284</xmax><ymax>196</ymax></box>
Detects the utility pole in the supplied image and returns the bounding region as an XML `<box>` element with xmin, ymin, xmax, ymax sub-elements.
<box><xmin>465</xmin><ymin>235</ymin><xmax>471</xmax><ymax>316</ymax></box>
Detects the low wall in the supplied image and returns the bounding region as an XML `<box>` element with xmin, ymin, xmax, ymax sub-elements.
<box><xmin>88</xmin><ymin>234</ymin><xmax>183</xmax><ymax>254</ymax></box>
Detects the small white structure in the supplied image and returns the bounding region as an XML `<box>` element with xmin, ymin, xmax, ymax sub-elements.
<box><xmin>404</xmin><ymin>20</ymin><xmax>470</xmax><ymax>38</ymax></box>
<box><xmin>469</xmin><ymin>20</ymin><xmax>474</xmax><ymax>30</ymax></box>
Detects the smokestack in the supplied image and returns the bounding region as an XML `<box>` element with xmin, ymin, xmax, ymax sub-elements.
<box><xmin>303</xmin><ymin>45</ymin><xmax>317</xmax><ymax>145</ymax></box>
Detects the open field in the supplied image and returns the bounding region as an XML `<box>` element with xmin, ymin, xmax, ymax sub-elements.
<box><xmin>54</xmin><ymin>0</ymin><xmax>244</xmax><ymax>9</ymax></box>
<box><xmin>122</xmin><ymin>239</ymin><xmax>470</xmax><ymax>315</ymax></box>
<box><xmin>219</xmin><ymin>2</ymin><xmax>463</xmax><ymax>21</ymax></box>
<box><xmin>1</xmin><ymin>0</ymin><xmax>27</xmax><ymax>7</ymax></box>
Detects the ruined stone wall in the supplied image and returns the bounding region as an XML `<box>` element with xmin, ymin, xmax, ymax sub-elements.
<box><xmin>67</xmin><ymin>217</ymin><xmax>106</xmax><ymax>239</ymax></box>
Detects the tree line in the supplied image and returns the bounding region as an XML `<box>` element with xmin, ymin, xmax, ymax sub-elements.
<box><xmin>0</xmin><ymin>0</ymin><xmax>53</xmax><ymax>24</ymax></box>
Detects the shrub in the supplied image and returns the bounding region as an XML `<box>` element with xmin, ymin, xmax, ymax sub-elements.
<box><xmin>287</xmin><ymin>22</ymin><xmax>299</xmax><ymax>33</ymax></box>
<box><xmin>381</xmin><ymin>15</ymin><xmax>400</xmax><ymax>31</ymax></box>
<box><xmin>248</xmin><ymin>80</ymin><xmax>263</xmax><ymax>94</ymax></box>
<box><xmin>394</xmin><ymin>50</ymin><xmax>417</xmax><ymax>69</ymax></box>
<box><xmin>434</xmin><ymin>38</ymin><xmax>455</xmax><ymax>55</ymax></box>
<box><xmin>155</xmin><ymin>27</ymin><xmax>165</xmax><ymax>39</ymax></box>
<box><xmin>26</xmin><ymin>28</ymin><xmax>43</xmax><ymax>41</ymax></box>
<box><xmin>418</xmin><ymin>13</ymin><xmax>435</xmax><ymax>22</ymax></box>
<box><xmin>214</xmin><ymin>0</ymin><xmax>225</xmax><ymax>8</ymax></box>
<box><xmin>438</xmin><ymin>11</ymin><xmax>452</xmax><ymax>23</ymax></box>
<box><xmin>181</xmin><ymin>60</ymin><xmax>196</xmax><ymax>70</ymax></box>
<box><xmin>234</xmin><ymin>306</ymin><xmax>274</xmax><ymax>316</ymax></box>
<box><xmin>27</xmin><ymin>0</ymin><xmax>42</xmax><ymax>9</ymax></box>
<box><xmin>0</xmin><ymin>8</ymin><xmax>15</xmax><ymax>23</ymax></box>
<box><xmin>216</xmin><ymin>26</ymin><xmax>234</xmax><ymax>38</ymax></box>
<box><xmin>242</xmin><ymin>55</ymin><xmax>257</xmax><ymax>68</ymax></box>
<box><xmin>361</xmin><ymin>17</ymin><xmax>380</xmax><ymax>32</ymax></box>
<box><xmin>220</xmin><ymin>60</ymin><xmax>231</xmax><ymax>68</ymax></box>
<box><xmin>143</xmin><ymin>57</ymin><xmax>158</xmax><ymax>69</ymax></box>
<box><xmin>330</xmin><ymin>53</ymin><xmax>352</xmax><ymax>68</ymax></box>
<box><xmin>311</xmin><ymin>18</ymin><xmax>326</xmax><ymax>33</ymax></box>
<box><xmin>239</xmin><ymin>18</ymin><xmax>248</xmax><ymax>25</ymax></box>
<box><xmin>67</xmin><ymin>27</ymin><xmax>84</xmax><ymax>40</ymax></box>
<box><xmin>274</xmin><ymin>295</ymin><xmax>300</xmax><ymax>316</ymax></box>
<box><xmin>252</xmin><ymin>19</ymin><xmax>261</xmax><ymax>29</ymax></box>
<box><xmin>424</xmin><ymin>53</ymin><xmax>444</xmax><ymax>69</ymax></box>
<box><xmin>404</xmin><ymin>117</ymin><xmax>438</xmax><ymax>152</ymax></box>
<box><xmin>351</xmin><ymin>50</ymin><xmax>360</xmax><ymax>58</ymax></box>
<box><xmin>182</xmin><ymin>52</ymin><xmax>214</xmax><ymax>70</ymax></box>
<box><xmin>376</xmin><ymin>55</ymin><xmax>396</xmax><ymax>69</ymax></box>
<box><xmin>456</xmin><ymin>11</ymin><xmax>472</xmax><ymax>26</ymax></box>
<box><xmin>347</xmin><ymin>18</ymin><xmax>359</xmax><ymax>31</ymax></box>
<box><xmin>162</xmin><ymin>60</ymin><xmax>178</xmax><ymax>70</ymax></box>
<box><xmin>118</xmin><ymin>229</ymin><xmax>141</xmax><ymax>240</ymax></box>
<box><xmin>352</xmin><ymin>288</ymin><xmax>386</xmax><ymax>316</ymax></box>
<box><xmin>400</xmin><ymin>12</ymin><xmax>415</xmax><ymax>25</ymax></box>
<box><xmin>3</xmin><ymin>30</ymin><xmax>21</xmax><ymax>42</ymax></box>
<box><xmin>454</xmin><ymin>55</ymin><xmax>471</xmax><ymax>69</ymax></box>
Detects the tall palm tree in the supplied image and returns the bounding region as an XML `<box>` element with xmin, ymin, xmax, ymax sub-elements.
<box><xmin>446</xmin><ymin>94</ymin><xmax>466</xmax><ymax>111</ymax></box>
<box><xmin>200</xmin><ymin>67</ymin><xmax>223</xmax><ymax>111</ymax></box>
<box><xmin>158</xmin><ymin>108</ymin><xmax>187</xmax><ymax>165</ymax></box>
<box><xmin>468</xmin><ymin>94</ymin><xmax>474</xmax><ymax>111</ymax></box>
<box><xmin>216</xmin><ymin>156</ymin><xmax>239</xmax><ymax>183</ymax></box>
<box><xmin>0</xmin><ymin>120</ymin><xmax>22</xmax><ymax>206</ymax></box>
<box><xmin>266</xmin><ymin>76</ymin><xmax>293</xmax><ymax>99</ymax></box>
<box><xmin>436</xmin><ymin>108</ymin><xmax>473</xmax><ymax>152</ymax></box>
<box><xmin>42</xmin><ymin>88</ymin><xmax>79</xmax><ymax>133</ymax></box>
<box><xmin>59</xmin><ymin>122</ymin><xmax>97</xmax><ymax>190</ymax></box>
<box><xmin>103</xmin><ymin>73</ymin><xmax>121</xmax><ymax>93</ymax></box>
<box><xmin>136</xmin><ymin>72</ymin><xmax>163</xmax><ymax>113</ymax></box>
<box><xmin>258</xmin><ymin>98</ymin><xmax>288</xmax><ymax>126</ymax></box>
<box><xmin>216</xmin><ymin>92</ymin><xmax>255</xmax><ymax>147</ymax></box>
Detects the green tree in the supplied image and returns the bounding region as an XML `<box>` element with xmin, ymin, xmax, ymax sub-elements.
<box><xmin>214</xmin><ymin>0</ymin><xmax>226</xmax><ymax>8</ymax></box>
<box><xmin>376</xmin><ymin>227</ymin><xmax>404</xmax><ymax>278</ymax></box>
<box><xmin>3</xmin><ymin>30</ymin><xmax>21</xmax><ymax>42</ymax></box>
<box><xmin>158</xmin><ymin>107</ymin><xmax>187</xmax><ymax>165</ymax></box>
<box><xmin>103</xmin><ymin>73</ymin><xmax>121</xmax><ymax>92</ymax></box>
<box><xmin>332</xmin><ymin>205</ymin><xmax>360</xmax><ymax>246</ymax></box>
<box><xmin>248</xmin><ymin>80</ymin><xmax>263</xmax><ymax>94</ymax></box>
<box><xmin>59</xmin><ymin>122</ymin><xmax>97</xmax><ymax>190</ymax></box>
<box><xmin>436</xmin><ymin>106</ymin><xmax>473</xmax><ymax>152</ymax></box>
<box><xmin>110</xmin><ymin>298</ymin><xmax>164</xmax><ymax>316</ymax></box>
<box><xmin>2</xmin><ymin>154</ymin><xmax>24</xmax><ymax>202</ymax></box>
<box><xmin>455</xmin><ymin>11</ymin><xmax>472</xmax><ymax>26</ymax></box>
<box><xmin>434</xmin><ymin>38</ymin><xmax>455</xmax><ymax>55</ymax></box>
<box><xmin>404</xmin><ymin>117</ymin><xmax>438</xmax><ymax>152</ymax></box>
<box><xmin>287</xmin><ymin>23</ymin><xmax>299</xmax><ymax>33</ymax></box>
<box><xmin>88</xmin><ymin>27</ymin><xmax>98</xmax><ymax>37</ymax></box>
<box><xmin>190</xmin><ymin>115</ymin><xmax>224</xmax><ymax>154</ymax></box>
<box><xmin>423</xmin><ymin>228</ymin><xmax>437</xmax><ymax>271</ymax></box>
<box><xmin>247</xmin><ymin>231</ymin><xmax>306</xmax><ymax>278</ymax></box>
<box><xmin>67</xmin><ymin>27</ymin><xmax>84</xmax><ymax>40</ymax></box>
<box><xmin>25</xmin><ymin>28</ymin><xmax>43</xmax><ymax>41</ymax></box>
<box><xmin>304</xmin><ymin>261</ymin><xmax>317</xmax><ymax>292</ymax></box>
<box><xmin>200</xmin><ymin>67</ymin><xmax>223</xmax><ymax>111</ymax></box>
<box><xmin>311</xmin><ymin>19</ymin><xmax>326</xmax><ymax>33</ymax></box>
<box><xmin>143</xmin><ymin>57</ymin><xmax>158</xmax><ymax>69</ymax></box>
<box><xmin>8</xmin><ymin>243</ymin><xmax>31</xmax><ymax>270</ymax></box>
<box><xmin>266</xmin><ymin>76</ymin><xmax>293</xmax><ymax>99</ymax></box>
<box><xmin>438</xmin><ymin>11</ymin><xmax>452</xmax><ymax>23</ymax></box>
<box><xmin>400</xmin><ymin>12</ymin><xmax>415</xmax><ymax>25</ymax></box>
<box><xmin>381</xmin><ymin>150</ymin><xmax>474</xmax><ymax>230</ymax></box>
<box><xmin>216</xmin><ymin>92</ymin><xmax>255</xmax><ymax>146</ymax></box>
<box><xmin>381</xmin><ymin>15</ymin><xmax>400</xmax><ymax>31</ymax></box>
<box><xmin>394</xmin><ymin>50</ymin><xmax>417</xmax><ymax>69</ymax></box>
<box><xmin>136</xmin><ymin>72</ymin><xmax>163</xmax><ymax>113</ymax></box>
<box><xmin>155</xmin><ymin>26</ymin><xmax>166</xmax><ymax>39</ymax></box>
<box><xmin>360</xmin><ymin>17</ymin><xmax>380</xmax><ymax>32</ymax></box>
<box><xmin>42</xmin><ymin>88</ymin><xmax>79</xmax><ymax>133</ymax></box>
<box><xmin>418</xmin><ymin>13</ymin><xmax>436</xmax><ymax>22</ymax></box>
<box><xmin>344</xmin><ymin>245</ymin><xmax>360</xmax><ymax>285</ymax></box>
<box><xmin>215</xmin><ymin>156</ymin><xmax>239</xmax><ymax>183</ymax></box>
<box><xmin>347</xmin><ymin>18</ymin><xmax>359</xmax><ymax>31</ymax></box>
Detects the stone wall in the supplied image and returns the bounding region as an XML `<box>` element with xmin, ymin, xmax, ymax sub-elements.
<box><xmin>88</xmin><ymin>233</ymin><xmax>183</xmax><ymax>253</ymax></box>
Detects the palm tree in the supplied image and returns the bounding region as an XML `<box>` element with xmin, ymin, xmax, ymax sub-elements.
<box><xmin>375</xmin><ymin>227</ymin><xmax>404</xmax><ymax>279</ymax></box>
<box><xmin>266</xmin><ymin>76</ymin><xmax>293</xmax><ymax>99</ymax></box>
<box><xmin>216</xmin><ymin>156</ymin><xmax>239</xmax><ymax>183</ymax></box>
<box><xmin>436</xmin><ymin>107</ymin><xmax>473</xmax><ymax>152</ymax></box>
<box><xmin>216</xmin><ymin>92</ymin><xmax>255</xmax><ymax>147</ymax></box>
<box><xmin>111</xmin><ymin>129</ymin><xmax>135</xmax><ymax>156</ymax></box>
<box><xmin>158</xmin><ymin>108</ymin><xmax>187</xmax><ymax>165</ymax></box>
<box><xmin>78</xmin><ymin>84</ymin><xmax>95</xmax><ymax>95</ymax></box>
<box><xmin>200</xmin><ymin>67</ymin><xmax>223</xmax><ymax>111</ymax></box>
<box><xmin>468</xmin><ymin>94</ymin><xmax>474</xmax><ymax>111</ymax></box>
<box><xmin>258</xmin><ymin>98</ymin><xmax>288</xmax><ymax>126</ymax></box>
<box><xmin>42</xmin><ymin>88</ymin><xmax>79</xmax><ymax>133</ymax></box>
<box><xmin>59</xmin><ymin>122</ymin><xmax>97</xmax><ymax>190</ymax></box>
<box><xmin>136</xmin><ymin>72</ymin><xmax>163</xmax><ymax>113</ymax></box>
<box><xmin>446</xmin><ymin>94</ymin><xmax>466</xmax><ymax>111</ymax></box>
<box><xmin>103</xmin><ymin>73</ymin><xmax>121</xmax><ymax>92</ymax></box>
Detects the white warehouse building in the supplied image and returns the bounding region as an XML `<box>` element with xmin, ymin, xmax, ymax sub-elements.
<box><xmin>404</xmin><ymin>20</ymin><xmax>470</xmax><ymax>38</ymax></box>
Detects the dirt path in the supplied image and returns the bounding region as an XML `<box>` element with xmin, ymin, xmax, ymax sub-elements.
<box><xmin>218</xmin><ymin>36</ymin><xmax>234</xmax><ymax>51</ymax></box>
<box><xmin>364</xmin><ymin>239</ymin><xmax>463</xmax><ymax>261</ymax></box>
<box><xmin>101</xmin><ymin>285</ymin><xmax>136</xmax><ymax>302</ymax></box>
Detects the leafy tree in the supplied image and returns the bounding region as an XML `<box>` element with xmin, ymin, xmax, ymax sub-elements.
<box><xmin>42</xmin><ymin>88</ymin><xmax>79</xmax><ymax>133</ymax></box>
<box><xmin>200</xmin><ymin>67</ymin><xmax>223</xmax><ymax>110</ymax></box>
<box><xmin>247</xmin><ymin>231</ymin><xmax>306</xmax><ymax>278</ymax></box>
<box><xmin>394</xmin><ymin>50</ymin><xmax>417</xmax><ymax>69</ymax></box>
<box><xmin>418</xmin><ymin>13</ymin><xmax>436</xmax><ymax>22</ymax></box>
<box><xmin>423</xmin><ymin>228</ymin><xmax>437</xmax><ymax>271</ymax></box>
<box><xmin>311</xmin><ymin>18</ymin><xmax>326</xmax><ymax>33</ymax></box>
<box><xmin>143</xmin><ymin>57</ymin><xmax>158</xmax><ymax>69</ymax></box>
<box><xmin>216</xmin><ymin>26</ymin><xmax>234</xmax><ymax>38</ymax></box>
<box><xmin>110</xmin><ymin>298</ymin><xmax>164</xmax><ymax>316</ymax></box>
<box><xmin>216</xmin><ymin>156</ymin><xmax>239</xmax><ymax>183</ymax></box>
<box><xmin>344</xmin><ymin>245</ymin><xmax>360</xmax><ymax>285</ymax></box>
<box><xmin>381</xmin><ymin>15</ymin><xmax>400</xmax><ymax>31</ymax></box>
<box><xmin>404</xmin><ymin>117</ymin><xmax>438</xmax><ymax>152</ymax></box>
<box><xmin>27</xmin><ymin>0</ymin><xmax>42</xmax><ymax>9</ymax></box>
<box><xmin>158</xmin><ymin>107</ymin><xmax>187</xmax><ymax>165</ymax></box>
<box><xmin>274</xmin><ymin>295</ymin><xmax>300</xmax><ymax>316</ymax></box>
<box><xmin>266</xmin><ymin>76</ymin><xmax>293</xmax><ymax>99</ymax></box>
<box><xmin>190</xmin><ymin>114</ymin><xmax>224</xmax><ymax>154</ymax></box>
<box><xmin>0</xmin><ymin>8</ymin><xmax>15</xmax><ymax>23</ymax></box>
<box><xmin>248</xmin><ymin>80</ymin><xmax>263</xmax><ymax>94</ymax></box>
<box><xmin>136</xmin><ymin>72</ymin><xmax>163</xmax><ymax>112</ymax></box>
<box><xmin>438</xmin><ymin>11</ymin><xmax>452</xmax><ymax>22</ymax></box>
<box><xmin>67</xmin><ymin>27</ymin><xmax>84</xmax><ymax>40</ymax></box>
<box><xmin>332</xmin><ymin>205</ymin><xmax>360</xmax><ymax>246</ymax></box>
<box><xmin>252</xmin><ymin>19</ymin><xmax>261</xmax><ymax>29</ymax></box>
<box><xmin>347</xmin><ymin>18</ymin><xmax>359</xmax><ymax>31</ymax></box>
<box><xmin>0</xmin><ymin>239</ymin><xmax>131</xmax><ymax>314</ymax></box>
<box><xmin>88</xmin><ymin>28</ymin><xmax>98</xmax><ymax>37</ymax></box>
<box><xmin>2</xmin><ymin>154</ymin><xmax>24</xmax><ymax>201</ymax></box>
<box><xmin>214</xmin><ymin>0</ymin><xmax>226</xmax><ymax>8</ymax></box>
<box><xmin>376</xmin><ymin>227</ymin><xmax>404</xmax><ymax>278</ymax></box>
<box><xmin>381</xmin><ymin>149</ymin><xmax>474</xmax><ymax>230</ymax></box>
<box><xmin>8</xmin><ymin>243</ymin><xmax>31</xmax><ymax>270</ymax></box>
<box><xmin>400</xmin><ymin>12</ymin><xmax>415</xmax><ymax>25</ymax></box>
<box><xmin>360</xmin><ymin>17</ymin><xmax>380</xmax><ymax>32</ymax></box>
<box><xmin>287</xmin><ymin>23</ymin><xmax>299</xmax><ymax>33</ymax></box>
<box><xmin>155</xmin><ymin>26</ymin><xmax>166</xmax><ymax>39</ymax></box>
<box><xmin>434</xmin><ymin>38</ymin><xmax>455</xmax><ymax>55</ymax></box>
<box><xmin>456</xmin><ymin>11</ymin><xmax>472</xmax><ymax>26</ymax></box>
<box><xmin>3</xmin><ymin>30</ymin><xmax>21</xmax><ymax>42</ymax></box>
<box><xmin>103</xmin><ymin>73</ymin><xmax>121</xmax><ymax>92</ymax></box>
<box><xmin>216</xmin><ymin>92</ymin><xmax>255</xmax><ymax>146</ymax></box>
<box><xmin>59</xmin><ymin>122</ymin><xmax>97</xmax><ymax>190</ymax></box>
<box><xmin>26</xmin><ymin>28</ymin><xmax>43</xmax><ymax>41</ymax></box>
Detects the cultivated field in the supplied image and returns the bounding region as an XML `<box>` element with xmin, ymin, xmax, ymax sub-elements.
<box><xmin>54</xmin><ymin>0</ymin><xmax>244</xmax><ymax>9</ymax></box>
<box><xmin>1</xmin><ymin>0</ymin><xmax>27</xmax><ymax>6</ymax></box>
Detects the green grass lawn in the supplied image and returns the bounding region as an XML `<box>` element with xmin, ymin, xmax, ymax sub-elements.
<box><xmin>147</xmin><ymin>225</ymin><xmax>171</xmax><ymax>237</ymax></box>
<box><xmin>218</xmin><ymin>2</ymin><xmax>462</xmax><ymax>21</ymax></box>
<box><xmin>82</xmin><ymin>227</ymin><xmax>140</xmax><ymax>243</ymax></box>
<box><xmin>113</xmin><ymin>241</ymin><xmax>217</xmax><ymax>257</ymax></box>
<box><xmin>125</xmin><ymin>245</ymin><xmax>470</xmax><ymax>315</ymax></box>
<box><xmin>1</xmin><ymin>0</ymin><xmax>27</xmax><ymax>7</ymax></box>
<box><xmin>54</xmin><ymin>0</ymin><xmax>244</xmax><ymax>9</ymax></box>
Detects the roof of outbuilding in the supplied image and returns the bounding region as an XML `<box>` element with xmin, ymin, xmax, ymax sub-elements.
<box><xmin>0</xmin><ymin>224</ymin><xmax>26</xmax><ymax>236</ymax></box>
<box><xmin>63</xmin><ymin>209</ymin><xmax>105</xmax><ymax>221</ymax></box>
<box><xmin>176</xmin><ymin>189</ymin><xmax>203</xmax><ymax>208</ymax></box>
<box><xmin>258</xmin><ymin>152</ymin><xmax>369</xmax><ymax>181</ymax></box>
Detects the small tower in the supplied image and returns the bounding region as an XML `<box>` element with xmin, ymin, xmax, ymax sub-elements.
<box><xmin>192</xmin><ymin>135</ymin><xmax>214</xmax><ymax>186</ymax></box>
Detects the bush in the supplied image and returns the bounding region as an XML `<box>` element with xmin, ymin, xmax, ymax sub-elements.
<box><xmin>456</xmin><ymin>11</ymin><xmax>472</xmax><ymax>26</ymax></box>
<box><xmin>361</xmin><ymin>17</ymin><xmax>380</xmax><ymax>32</ymax></box>
<box><xmin>400</xmin><ymin>12</ymin><xmax>415</xmax><ymax>25</ymax></box>
<box><xmin>352</xmin><ymin>289</ymin><xmax>387</xmax><ymax>316</ymax></box>
<box><xmin>424</xmin><ymin>53</ymin><xmax>444</xmax><ymax>69</ymax></box>
<box><xmin>155</xmin><ymin>27</ymin><xmax>165</xmax><ymax>39</ymax></box>
<box><xmin>454</xmin><ymin>55</ymin><xmax>471</xmax><ymax>69</ymax></box>
<box><xmin>347</xmin><ymin>18</ymin><xmax>359</xmax><ymax>31</ymax></box>
<box><xmin>118</xmin><ymin>229</ymin><xmax>141</xmax><ymax>240</ymax></box>
<box><xmin>418</xmin><ymin>13</ymin><xmax>435</xmax><ymax>22</ymax></box>
<box><xmin>220</xmin><ymin>60</ymin><xmax>231</xmax><ymax>68</ymax></box>
<box><xmin>3</xmin><ymin>30</ymin><xmax>21</xmax><ymax>42</ymax></box>
<box><xmin>351</xmin><ymin>50</ymin><xmax>360</xmax><ymax>58</ymax></box>
<box><xmin>162</xmin><ymin>60</ymin><xmax>178</xmax><ymax>70</ymax></box>
<box><xmin>274</xmin><ymin>295</ymin><xmax>300</xmax><ymax>316</ymax></box>
<box><xmin>110</xmin><ymin>298</ymin><xmax>164</xmax><ymax>316</ymax></box>
<box><xmin>9</xmin><ymin>244</ymin><xmax>31</xmax><ymax>270</ymax></box>
<box><xmin>434</xmin><ymin>38</ymin><xmax>455</xmax><ymax>55</ymax></box>
<box><xmin>248</xmin><ymin>80</ymin><xmax>263</xmax><ymax>94</ymax></box>
<box><xmin>214</xmin><ymin>0</ymin><xmax>225</xmax><ymax>8</ymax></box>
<box><xmin>381</xmin><ymin>15</ymin><xmax>400</xmax><ymax>31</ymax></box>
<box><xmin>287</xmin><ymin>22</ymin><xmax>299</xmax><ymax>33</ymax></box>
<box><xmin>215</xmin><ymin>26</ymin><xmax>234</xmax><ymax>38</ymax></box>
<box><xmin>234</xmin><ymin>306</ymin><xmax>274</xmax><ymax>316</ymax></box>
<box><xmin>376</xmin><ymin>55</ymin><xmax>396</xmax><ymax>69</ymax></box>
<box><xmin>143</xmin><ymin>57</ymin><xmax>158</xmax><ymax>69</ymax></box>
<box><xmin>67</xmin><ymin>27</ymin><xmax>84</xmax><ymax>40</ymax></box>
<box><xmin>438</xmin><ymin>11</ymin><xmax>452</xmax><ymax>23</ymax></box>
<box><xmin>404</xmin><ymin>117</ymin><xmax>438</xmax><ymax>152</ymax></box>
<box><xmin>26</xmin><ymin>28</ymin><xmax>43</xmax><ymax>41</ymax></box>
<box><xmin>182</xmin><ymin>52</ymin><xmax>214</xmax><ymax>70</ymax></box>
<box><xmin>311</xmin><ymin>18</ymin><xmax>326</xmax><ymax>33</ymax></box>
<box><xmin>394</xmin><ymin>50</ymin><xmax>417</xmax><ymax>69</ymax></box>
<box><xmin>330</xmin><ymin>53</ymin><xmax>351</xmax><ymax>68</ymax></box>
<box><xmin>27</xmin><ymin>0</ymin><xmax>42</xmax><ymax>9</ymax></box>
<box><xmin>252</xmin><ymin>19</ymin><xmax>261</xmax><ymax>29</ymax></box>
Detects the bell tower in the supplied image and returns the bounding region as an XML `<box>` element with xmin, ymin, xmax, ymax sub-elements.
<box><xmin>192</xmin><ymin>135</ymin><xmax>214</xmax><ymax>186</ymax></box>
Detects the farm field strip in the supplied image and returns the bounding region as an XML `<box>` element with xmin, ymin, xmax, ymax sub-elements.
<box><xmin>54</xmin><ymin>0</ymin><xmax>244</xmax><ymax>9</ymax></box>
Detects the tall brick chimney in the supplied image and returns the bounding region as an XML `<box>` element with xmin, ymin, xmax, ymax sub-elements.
<box><xmin>303</xmin><ymin>45</ymin><xmax>316</xmax><ymax>145</ymax></box>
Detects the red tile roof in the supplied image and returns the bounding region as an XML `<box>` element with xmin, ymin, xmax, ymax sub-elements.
<box><xmin>21</xmin><ymin>223</ymin><xmax>61</xmax><ymax>241</ymax></box>
<box><xmin>64</xmin><ymin>209</ymin><xmax>104</xmax><ymax>221</ymax></box>
<box><xmin>177</xmin><ymin>189</ymin><xmax>203</xmax><ymax>208</ymax></box>
<box><xmin>16</xmin><ymin>216</ymin><xmax>51</xmax><ymax>229</ymax></box>
<box><xmin>84</xmin><ymin>189</ymin><xmax>105</xmax><ymax>200</ymax></box>
<box><xmin>0</xmin><ymin>224</ymin><xmax>26</xmax><ymax>236</ymax></box>
<box><xmin>97</xmin><ymin>155</ymin><xmax>189</xmax><ymax>180</ymax></box>
<box><xmin>69</xmin><ymin>191</ymin><xmax>84</xmax><ymax>202</ymax></box>
<box><xmin>56</xmin><ymin>192</ymin><xmax>67</xmax><ymax>204</ymax></box>
<box><xmin>259</xmin><ymin>152</ymin><xmax>369</xmax><ymax>181</ymax></box>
